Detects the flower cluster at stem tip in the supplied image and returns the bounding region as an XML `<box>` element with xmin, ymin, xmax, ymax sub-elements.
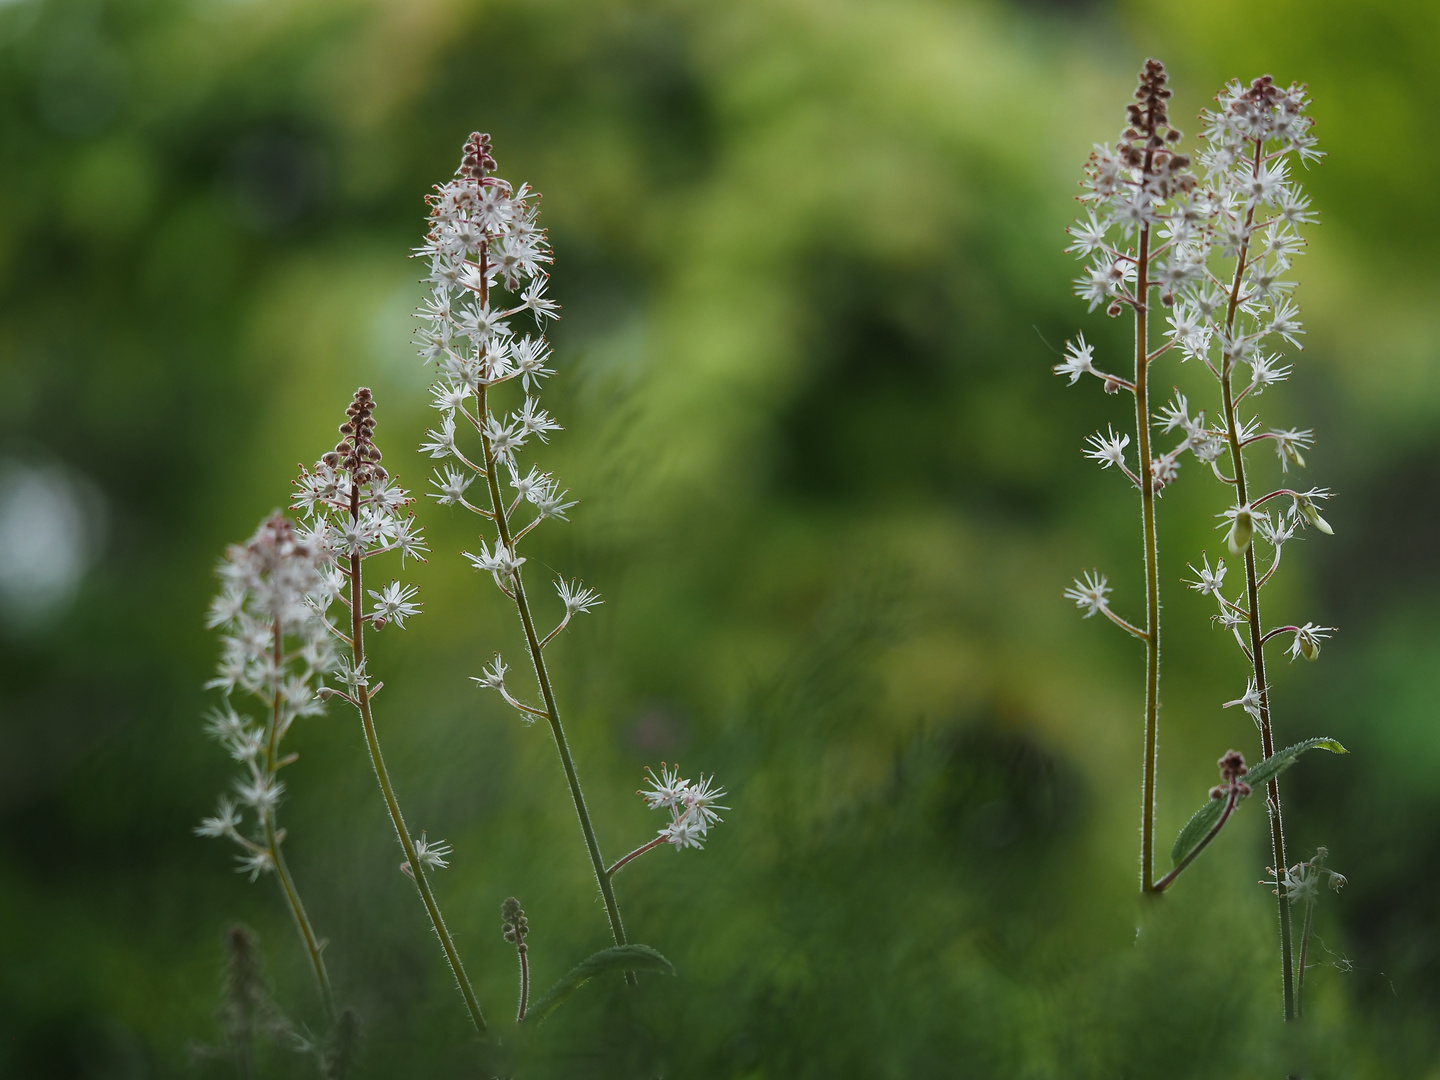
<box><xmin>413</xmin><ymin>132</ymin><xmax>730</xmax><ymax>869</ymax></box>
<box><xmin>1061</xmin><ymin>71</ymin><xmax>1337</xmax><ymax>673</ymax></box>
<box><xmin>198</xmin><ymin>514</ymin><xmax>336</xmax><ymax>878</ymax></box>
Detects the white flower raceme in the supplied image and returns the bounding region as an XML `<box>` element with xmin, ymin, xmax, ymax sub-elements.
<box><xmin>1053</xmin><ymin>65</ymin><xmax>1343</xmax><ymax>951</ymax></box>
<box><xmin>291</xmin><ymin>388</ymin><xmax>427</xmax><ymax>641</ymax></box>
<box><xmin>287</xmin><ymin>388</ymin><xmax>483</xmax><ymax>1029</ymax></box>
<box><xmin>416</xmin><ymin>135</ymin><xmax>730</xmax><ymax>945</ymax></box>
<box><xmin>199</xmin><ymin>513</ymin><xmax>337</xmax><ymax>879</ymax></box>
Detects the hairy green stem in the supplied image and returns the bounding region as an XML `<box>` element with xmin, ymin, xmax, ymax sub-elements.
<box><xmin>1219</xmin><ymin>136</ymin><xmax>1294</xmax><ymax>1021</ymax></box>
<box><xmin>473</xmin><ymin>241</ymin><xmax>632</xmax><ymax>978</ymax></box>
<box><xmin>348</xmin><ymin>487</ymin><xmax>487</xmax><ymax>1035</ymax></box>
<box><xmin>264</xmin><ymin>625</ymin><xmax>336</xmax><ymax>1024</ymax></box>
<box><xmin>1134</xmin><ymin>216</ymin><xmax>1162</xmax><ymax>894</ymax></box>
<box><xmin>1296</xmin><ymin>898</ymin><xmax>1314</xmax><ymax>1017</ymax></box>
<box><xmin>475</xmin><ymin>384</ymin><xmax>632</xmax><ymax>976</ymax></box>
<box><xmin>1132</xmin><ymin>118</ymin><xmax>1163</xmax><ymax>894</ymax></box>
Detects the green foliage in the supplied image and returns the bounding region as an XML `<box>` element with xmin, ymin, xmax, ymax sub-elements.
<box><xmin>524</xmin><ymin>946</ymin><xmax>674</xmax><ymax>1025</ymax></box>
<box><xmin>1171</xmin><ymin>740</ymin><xmax>1348</xmax><ymax>867</ymax></box>
<box><xmin>1244</xmin><ymin>738</ymin><xmax>1349</xmax><ymax>790</ymax></box>
<box><xmin>1171</xmin><ymin>795</ymin><xmax>1227</xmax><ymax>867</ymax></box>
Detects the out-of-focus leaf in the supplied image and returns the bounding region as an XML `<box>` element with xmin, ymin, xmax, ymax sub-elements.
<box><xmin>524</xmin><ymin>945</ymin><xmax>674</xmax><ymax>1024</ymax></box>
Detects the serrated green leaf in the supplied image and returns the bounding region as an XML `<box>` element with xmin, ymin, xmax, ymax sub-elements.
<box><xmin>1171</xmin><ymin>795</ymin><xmax>1226</xmax><ymax>866</ymax></box>
<box><xmin>524</xmin><ymin>944</ymin><xmax>674</xmax><ymax>1024</ymax></box>
<box><xmin>1244</xmin><ymin>737</ymin><xmax>1348</xmax><ymax>790</ymax></box>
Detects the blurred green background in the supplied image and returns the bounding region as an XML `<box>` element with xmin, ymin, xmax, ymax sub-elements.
<box><xmin>1</xmin><ymin>0</ymin><xmax>1438</xmax><ymax>1075</ymax></box>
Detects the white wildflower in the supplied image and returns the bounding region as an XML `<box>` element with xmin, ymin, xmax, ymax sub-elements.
<box><xmin>368</xmin><ymin>581</ymin><xmax>421</xmax><ymax>629</ymax></box>
<box><xmin>1063</xmin><ymin>571</ymin><xmax>1111</xmax><ymax>618</ymax></box>
<box><xmin>1084</xmin><ymin>427</ymin><xmax>1131</xmax><ymax>471</ymax></box>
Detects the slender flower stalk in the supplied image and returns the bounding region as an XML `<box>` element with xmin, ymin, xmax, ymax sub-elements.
<box><xmin>291</xmin><ymin>388</ymin><xmax>487</xmax><ymax>1035</ymax></box>
<box><xmin>199</xmin><ymin>514</ymin><xmax>339</xmax><ymax>1023</ymax></box>
<box><xmin>1058</xmin><ymin>60</ymin><xmax>1201</xmax><ymax>891</ymax></box>
<box><xmin>411</xmin><ymin>133</ymin><xmax>727</xmax><ymax>960</ymax></box>
<box><xmin>1265</xmin><ymin>847</ymin><xmax>1346</xmax><ymax>1017</ymax></box>
<box><xmin>1175</xmin><ymin>76</ymin><xmax>1330</xmax><ymax>1025</ymax></box>
<box><xmin>1058</xmin><ymin>66</ymin><xmax>1346</xmax><ymax>1020</ymax></box>
<box><xmin>1167</xmin><ymin>75</ymin><xmax>1335</xmax><ymax>1020</ymax></box>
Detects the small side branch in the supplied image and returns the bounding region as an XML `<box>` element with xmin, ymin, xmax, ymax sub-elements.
<box><xmin>1257</xmin><ymin>545</ymin><xmax>1284</xmax><ymax>590</ymax></box>
<box><xmin>1209</xmin><ymin>461</ymin><xmax>1238</xmax><ymax>485</ymax></box>
<box><xmin>606</xmin><ymin>835</ymin><xmax>668</xmax><ymax>879</ymax></box>
<box><xmin>1260</xmin><ymin>625</ymin><xmax>1301</xmax><ymax>647</ymax></box>
<box><xmin>1252</xmin><ymin>488</ymin><xmax>1299</xmax><ymax>508</ymax></box>
<box><xmin>1101</xmin><ymin>606</ymin><xmax>1149</xmax><ymax>641</ymax></box>
<box><xmin>1152</xmin><ymin>786</ymin><xmax>1241</xmax><ymax>893</ymax></box>
<box><xmin>1088</xmin><ymin>369</ymin><xmax>1137</xmax><ymax>392</ymax></box>
<box><xmin>540</xmin><ymin>613</ymin><xmax>574</xmax><ymax>649</ymax></box>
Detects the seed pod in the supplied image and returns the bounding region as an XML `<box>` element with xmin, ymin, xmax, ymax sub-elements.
<box><xmin>1226</xmin><ymin>506</ymin><xmax>1254</xmax><ymax>554</ymax></box>
<box><xmin>1296</xmin><ymin>629</ymin><xmax>1321</xmax><ymax>661</ymax></box>
<box><xmin>1296</xmin><ymin>495</ymin><xmax>1332</xmax><ymax>535</ymax></box>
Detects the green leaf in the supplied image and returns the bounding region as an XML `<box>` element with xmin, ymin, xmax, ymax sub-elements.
<box><xmin>1244</xmin><ymin>737</ymin><xmax>1348</xmax><ymax>790</ymax></box>
<box><xmin>1171</xmin><ymin>795</ymin><xmax>1226</xmax><ymax>866</ymax></box>
<box><xmin>1168</xmin><ymin>739</ymin><xmax>1348</xmax><ymax>868</ymax></box>
<box><xmin>524</xmin><ymin>945</ymin><xmax>675</xmax><ymax>1024</ymax></box>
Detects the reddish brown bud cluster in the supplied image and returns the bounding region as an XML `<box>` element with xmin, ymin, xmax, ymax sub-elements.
<box><xmin>323</xmin><ymin>387</ymin><xmax>386</xmax><ymax>484</ymax></box>
<box><xmin>1227</xmin><ymin>74</ymin><xmax>1307</xmax><ymax>135</ymax></box>
<box><xmin>1210</xmin><ymin>749</ymin><xmax>1252</xmax><ymax>800</ymax></box>
<box><xmin>1128</xmin><ymin>59</ymin><xmax>1173</xmax><ymax>139</ymax></box>
<box><xmin>1117</xmin><ymin>59</ymin><xmax>1194</xmax><ymax>197</ymax></box>
<box><xmin>1235</xmin><ymin>75</ymin><xmax>1284</xmax><ymax>113</ymax></box>
<box><xmin>458</xmin><ymin>132</ymin><xmax>496</xmax><ymax>180</ymax></box>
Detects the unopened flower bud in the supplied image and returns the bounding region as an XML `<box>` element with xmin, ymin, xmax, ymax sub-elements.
<box><xmin>1218</xmin><ymin>749</ymin><xmax>1248</xmax><ymax>782</ymax></box>
<box><xmin>1107</xmin><ymin>301</ymin><xmax>1123</xmax><ymax>317</ymax></box>
<box><xmin>500</xmin><ymin>897</ymin><xmax>528</xmax><ymax>945</ymax></box>
<box><xmin>1226</xmin><ymin>506</ymin><xmax>1254</xmax><ymax>554</ymax></box>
